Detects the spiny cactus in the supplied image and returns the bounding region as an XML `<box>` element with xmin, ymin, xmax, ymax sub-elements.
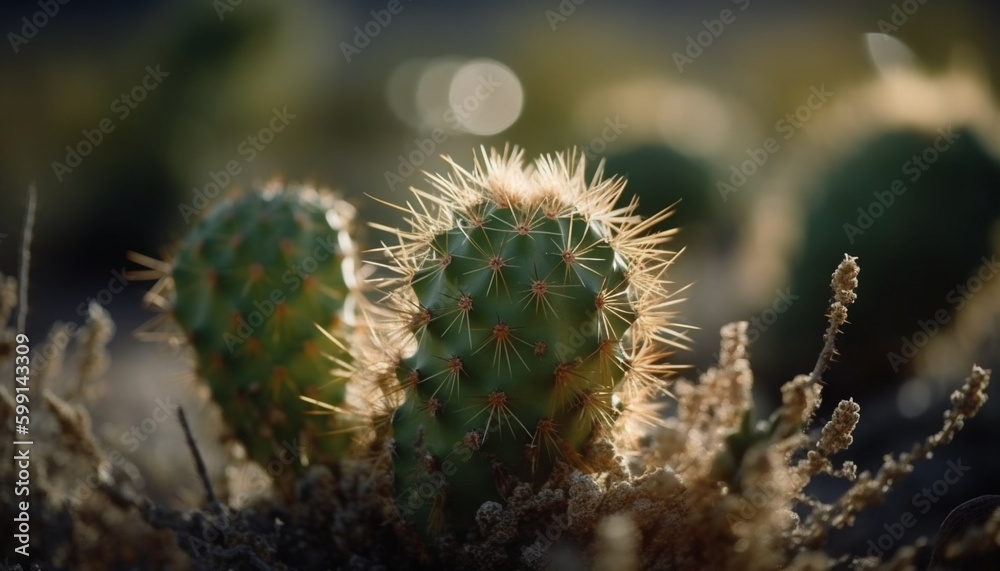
<box><xmin>140</xmin><ymin>185</ymin><xmax>360</xmax><ymax>470</ymax></box>
<box><xmin>373</xmin><ymin>147</ymin><xmax>686</xmax><ymax>534</ymax></box>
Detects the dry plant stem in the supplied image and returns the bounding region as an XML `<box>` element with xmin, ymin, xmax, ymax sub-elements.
<box><xmin>809</xmin><ymin>254</ymin><xmax>859</xmax><ymax>385</ymax></box>
<box><xmin>798</xmin><ymin>365</ymin><xmax>991</xmax><ymax>549</ymax></box>
<box><xmin>70</xmin><ymin>304</ymin><xmax>114</xmax><ymax>400</ymax></box>
<box><xmin>774</xmin><ymin>255</ymin><xmax>859</xmax><ymax>443</ymax></box>
<box><xmin>17</xmin><ymin>183</ymin><xmax>36</xmax><ymax>334</ymax></box>
<box><xmin>0</xmin><ymin>274</ymin><xmax>17</xmax><ymax>328</ymax></box>
<box><xmin>178</xmin><ymin>406</ymin><xmax>222</xmax><ymax>514</ymax></box>
<box><xmin>43</xmin><ymin>388</ymin><xmax>105</xmax><ymax>467</ymax></box>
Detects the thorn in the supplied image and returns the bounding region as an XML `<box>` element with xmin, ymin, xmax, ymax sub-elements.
<box><xmin>248</xmin><ymin>262</ymin><xmax>264</xmax><ymax>282</ymax></box>
<box><xmin>423</xmin><ymin>397</ymin><xmax>442</xmax><ymax>417</ymax></box>
<box><xmin>402</xmin><ymin>369</ymin><xmax>421</xmax><ymax>394</ymax></box>
<box><xmin>554</xmin><ymin>360</ymin><xmax>580</xmax><ymax>391</ymax></box>
<box><xmin>410</xmin><ymin>306</ymin><xmax>431</xmax><ymax>333</ymax></box>
<box><xmin>463</xmin><ymin>429</ymin><xmax>483</xmax><ymax>451</ymax></box>
<box><xmin>534</xmin><ymin>341</ymin><xmax>549</xmax><ymax>358</ymax></box>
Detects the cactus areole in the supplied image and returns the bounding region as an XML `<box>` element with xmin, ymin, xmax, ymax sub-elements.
<box><xmin>380</xmin><ymin>148</ymin><xmax>683</xmax><ymax>534</ymax></box>
<box><xmin>170</xmin><ymin>186</ymin><xmax>357</xmax><ymax>470</ymax></box>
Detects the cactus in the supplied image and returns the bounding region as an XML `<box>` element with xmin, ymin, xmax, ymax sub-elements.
<box><xmin>375</xmin><ymin>147</ymin><xmax>684</xmax><ymax>534</ymax></box>
<box><xmin>161</xmin><ymin>185</ymin><xmax>359</xmax><ymax>470</ymax></box>
<box><xmin>601</xmin><ymin>143</ymin><xmax>713</xmax><ymax>232</ymax></box>
<box><xmin>755</xmin><ymin>127</ymin><xmax>1000</xmax><ymax>393</ymax></box>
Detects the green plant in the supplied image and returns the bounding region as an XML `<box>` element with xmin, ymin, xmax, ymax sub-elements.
<box><xmin>140</xmin><ymin>185</ymin><xmax>360</xmax><ymax>470</ymax></box>
<box><xmin>372</xmin><ymin>147</ymin><xmax>686</xmax><ymax>534</ymax></box>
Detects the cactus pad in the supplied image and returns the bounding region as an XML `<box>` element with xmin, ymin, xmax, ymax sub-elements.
<box><xmin>168</xmin><ymin>185</ymin><xmax>358</xmax><ymax>470</ymax></box>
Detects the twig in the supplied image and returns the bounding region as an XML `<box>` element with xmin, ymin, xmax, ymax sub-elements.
<box><xmin>17</xmin><ymin>183</ymin><xmax>36</xmax><ymax>334</ymax></box>
<box><xmin>808</xmin><ymin>254</ymin><xmax>859</xmax><ymax>384</ymax></box>
<box><xmin>808</xmin><ymin>312</ymin><xmax>842</xmax><ymax>384</ymax></box>
<box><xmin>178</xmin><ymin>407</ymin><xmax>222</xmax><ymax>514</ymax></box>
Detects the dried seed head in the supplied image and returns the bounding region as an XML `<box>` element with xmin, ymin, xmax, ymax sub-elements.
<box><xmin>832</xmin><ymin>254</ymin><xmax>860</xmax><ymax>308</ymax></box>
<box><xmin>818</xmin><ymin>399</ymin><xmax>860</xmax><ymax>456</ymax></box>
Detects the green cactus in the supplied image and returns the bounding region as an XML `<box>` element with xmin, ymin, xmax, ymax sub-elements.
<box><xmin>755</xmin><ymin>127</ymin><xmax>1000</xmax><ymax>392</ymax></box>
<box><xmin>376</xmin><ymin>148</ymin><xmax>684</xmax><ymax>535</ymax></box>
<box><xmin>165</xmin><ymin>185</ymin><xmax>358</xmax><ymax>470</ymax></box>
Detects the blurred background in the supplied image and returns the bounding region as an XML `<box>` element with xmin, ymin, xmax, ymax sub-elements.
<box><xmin>3</xmin><ymin>0</ymin><xmax>1000</xmax><ymax>561</ymax></box>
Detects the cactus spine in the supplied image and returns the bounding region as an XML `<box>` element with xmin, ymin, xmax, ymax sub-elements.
<box><xmin>375</xmin><ymin>148</ymin><xmax>684</xmax><ymax>534</ymax></box>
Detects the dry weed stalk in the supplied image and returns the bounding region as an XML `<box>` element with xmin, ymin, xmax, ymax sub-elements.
<box><xmin>0</xmin><ymin>273</ymin><xmax>184</xmax><ymax>569</ymax></box>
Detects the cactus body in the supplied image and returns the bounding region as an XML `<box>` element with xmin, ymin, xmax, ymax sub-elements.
<box><xmin>169</xmin><ymin>186</ymin><xmax>357</xmax><ymax>469</ymax></box>
<box><xmin>379</xmin><ymin>148</ymin><xmax>682</xmax><ymax>534</ymax></box>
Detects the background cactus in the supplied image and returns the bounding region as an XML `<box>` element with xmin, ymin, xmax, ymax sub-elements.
<box><xmin>601</xmin><ymin>144</ymin><xmax>714</xmax><ymax>233</ymax></box>
<box><xmin>755</xmin><ymin>126</ymin><xmax>1000</xmax><ymax>394</ymax></box>
<box><xmin>157</xmin><ymin>185</ymin><xmax>359</xmax><ymax>470</ymax></box>
<box><xmin>375</xmin><ymin>148</ymin><xmax>685</xmax><ymax>534</ymax></box>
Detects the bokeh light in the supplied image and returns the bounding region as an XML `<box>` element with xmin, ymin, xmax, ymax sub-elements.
<box><xmin>448</xmin><ymin>59</ymin><xmax>523</xmax><ymax>135</ymax></box>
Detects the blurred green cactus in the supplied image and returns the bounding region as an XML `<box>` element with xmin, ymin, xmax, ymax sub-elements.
<box><xmin>376</xmin><ymin>148</ymin><xmax>684</xmax><ymax>535</ymax></box>
<box><xmin>601</xmin><ymin>143</ymin><xmax>714</xmax><ymax>232</ymax></box>
<box><xmin>166</xmin><ymin>185</ymin><xmax>359</xmax><ymax>470</ymax></box>
<box><xmin>757</xmin><ymin>127</ymin><xmax>1000</xmax><ymax>390</ymax></box>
